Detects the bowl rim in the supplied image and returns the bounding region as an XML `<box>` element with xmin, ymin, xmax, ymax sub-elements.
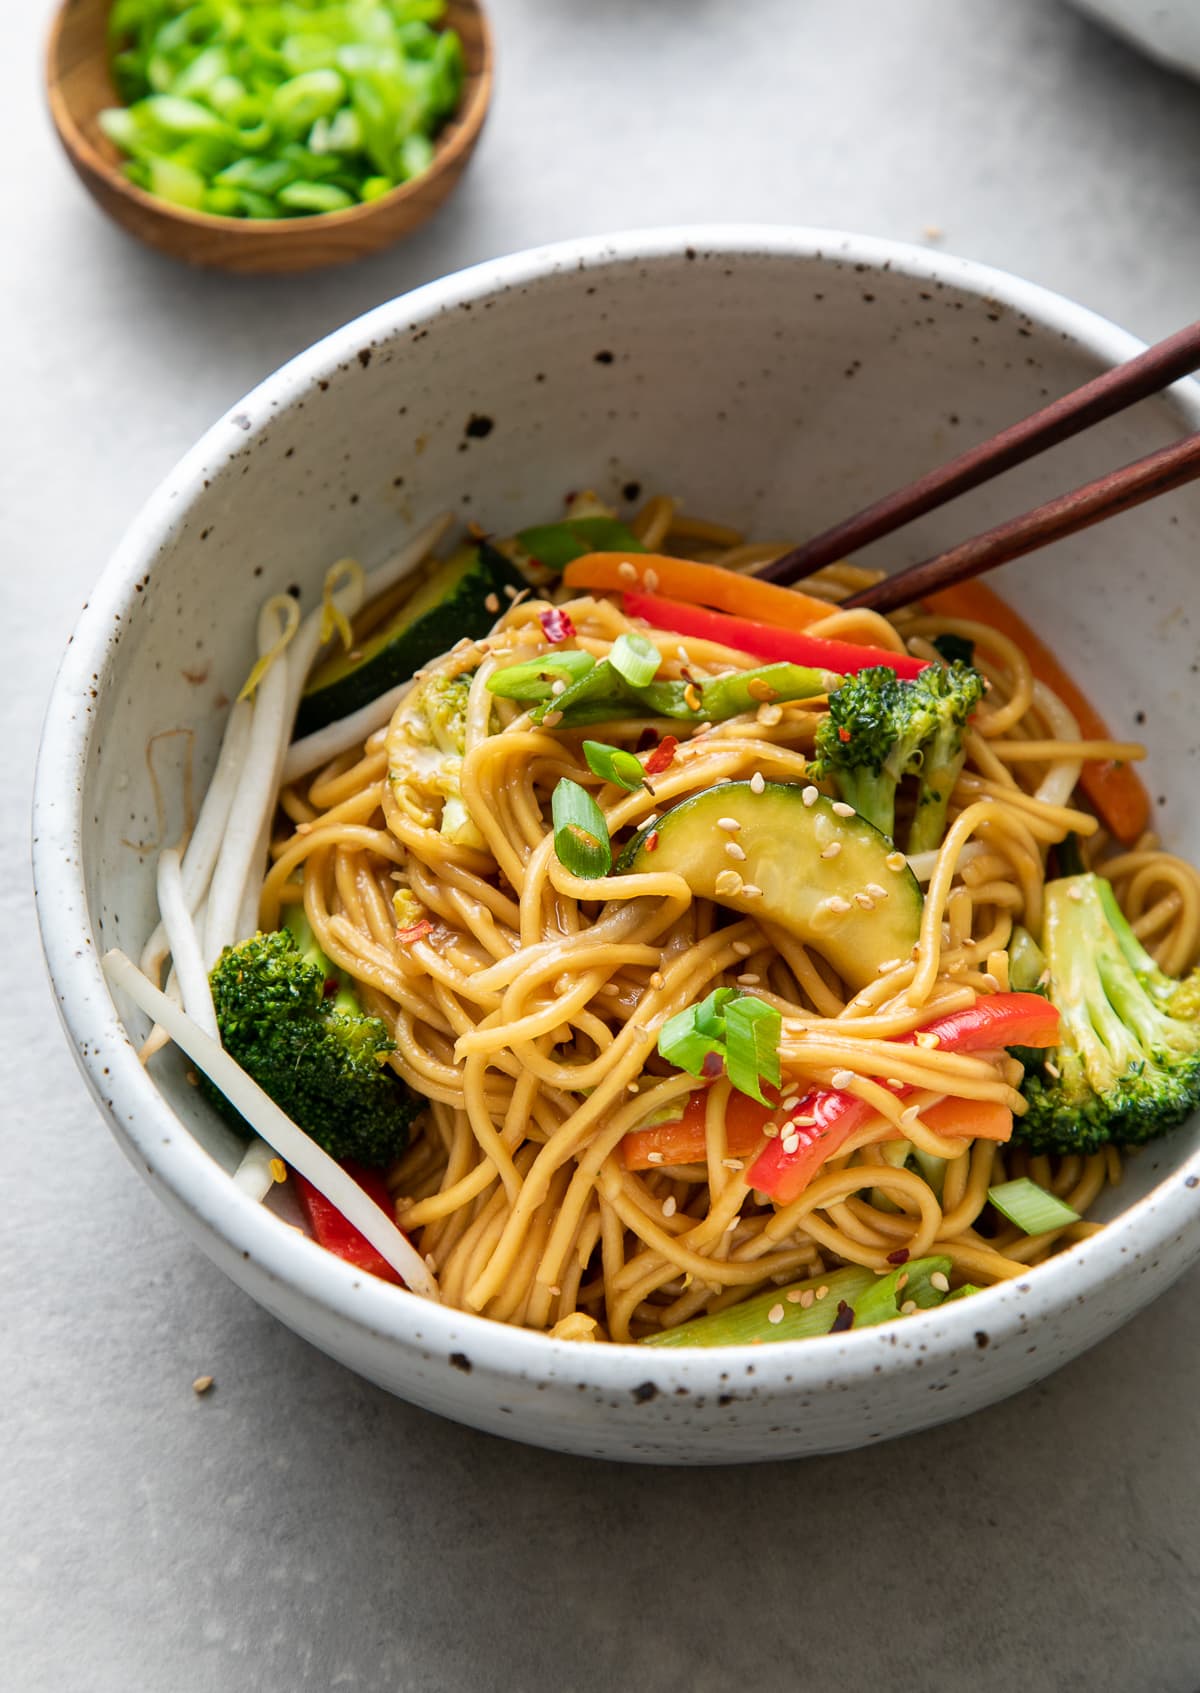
<box><xmin>34</xmin><ymin>223</ymin><xmax>1200</xmax><ymax>1398</ymax></box>
<box><xmin>44</xmin><ymin>0</ymin><xmax>492</xmax><ymax>237</ymax></box>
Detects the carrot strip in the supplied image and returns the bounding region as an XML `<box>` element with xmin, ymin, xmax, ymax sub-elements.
<box><xmin>621</xmin><ymin>1089</ymin><xmax>772</xmax><ymax>1171</ymax></box>
<box><xmin>904</xmin><ymin>1096</ymin><xmax>1012</xmax><ymax>1143</ymax></box>
<box><xmin>925</xmin><ymin>580</ymin><xmax>1150</xmax><ymax>844</ymax></box>
<box><xmin>563</xmin><ymin>551</ymin><xmax>833</xmax><ymax>630</ymax></box>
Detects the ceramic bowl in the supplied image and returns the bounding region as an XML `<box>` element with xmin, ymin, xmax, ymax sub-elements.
<box><xmin>34</xmin><ymin>228</ymin><xmax>1200</xmax><ymax>1463</ymax></box>
<box><xmin>1067</xmin><ymin>0</ymin><xmax>1200</xmax><ymax>81</ymax></box>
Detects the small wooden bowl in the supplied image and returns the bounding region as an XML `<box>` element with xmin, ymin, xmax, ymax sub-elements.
<box><xmin>46</xmin><ymin>0</ymin><xmax>492</xmax><ymax>274</ymax></box>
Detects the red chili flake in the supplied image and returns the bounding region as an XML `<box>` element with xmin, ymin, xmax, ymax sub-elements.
<box><xmin>644</xmin><ymin>734</ymin><xmax>679</xmax><ymax>775</ymax></box>
<box><xmin>538</xmin><ymin>607</ymin><xmax>576</xmax><ymax>645</ymax></box>
<box><xmin>322</xmin><ymin>978</ymin><xmax>340</xmax><ymax>999</ymax></box>
<box><xmin>830</xmin><ymin>1300</ymin><xmax>855</xmax><ymax>1333</ymax></box>
<box><xmin>701</xmin><ymin>1051</ymin><xmax>724</xmax><ymax>1080</ymax></box>
<box><xmin>644</xmin><ymin>829</ymin><xmax>659</xmax><ymax>853</ymax></box>
<box><xmin>837</xmin><ymin>726</ymin><xmax>852</xmax><ymax>744</ymax></box>
<box><xmin>886</xmin><ymin>1248</ymin><xmax>910</xmax><ymax>1266</ymax></box>
<box><xmin>396</xmin><ymin>920</ymin><xmax>434</xmax><ymax>945</ymax></box>
<box><xmin>635</xmin><ymin>727</ymin><xmax>660</xmax><ymax>753</ymax></box>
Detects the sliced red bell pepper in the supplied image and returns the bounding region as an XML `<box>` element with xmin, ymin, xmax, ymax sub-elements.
<box><xmin>622</xmin><ymin>589</ymin><xmax>929</xmax><ymax>681</ymax></box>
<box><xmin>293</xmin><ymin>1162</ymin><xmax>406</xmax><ymax>1286</ymax></box>
<box><xmin>748</xmin><ymin>992</ymin><xmax>1058</xmax><ymax>1206</ymax></box>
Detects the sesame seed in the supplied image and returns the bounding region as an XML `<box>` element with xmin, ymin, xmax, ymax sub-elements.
<box><xmin>981</xmin><ymin>973</ymin><xmax>1002</xmax><ymax>992</ymax></box>
<box><xmin>503</xmin><ymin>583</ymin><xmax>520</xmax><ymax>600</ymax></box>
<box><xmin>895</xmin><ymin>1272</ymin><xmax>909</xmax><ymax>1290</ymax></box>
<box><xmin>866</xmin><ymin>883</ymin><xmax>889</xmax><ymax>900</ymax></box>
<box><xmin>790</xmin><ymin>1114</ymin><xmax>816</xmax><ymax>1127</ymax></box>
<box><xmin>767</xmin><ymin>1303</ymin><xmax>785</xmax><ymax>1325</ymax></box>
<box><xmin>741</xmin><ymin>883</ymin><xmax>763</xmax><ymax>899</ymax></box>
<box><xmin>831</xmin><ymin>801</ymin><xmax>855</xmax><ymax>818</ymax></box>
<box><xmin>781</xmin><ymin>1134</ymin><xmax>800</xmax><ymax>1155</ymax></box>
<box><xmin>643</xmin><ymin>568</ymin><xmax>660</xmax><ymax>592</ymax></box>
<box><xmin>821</xmin><ymin>841</ymin><xmax>842</xmax><ymax>860</ymax></box>
<box><xmin>763</xmin><ymin>1122</ymin><xmax>779</xmax><ymax>1137</ymax></box>
<box><xmin>736</xmin><ymin>973</ymin><xmax>760</xmax><ymax>986</ymax></box>
<box><xmin>617</xmin><ymin>560</ymin><xmax>638</xmax><ymax>582</ymax></box>
<box><xmin>825</xmin><ymin>895</ymin><xmax>852</xmax><ymax>915</ymax></box>
<box><xmin>550</xmin><ymin>679</ymin><xmax>567</xmax><ymax>695</ymax></box>
<box><xmin>757</xmin><ymin>703</ymin><xmax>782</xmax><ymax>726</ymax></box>
<box><xmin>662</xmin><ymin>1196</ymin><xmax>677</xmax><ymax>1218</ymax></box>
<box><xmin>900</xmin><ymin>1300</ymin><xmax>918</xmax><ymax>1315</ymax></box>
<box><xmin>715</xmin><ymin>868</ymin><xmax>744</xmax><ymax>896</ymax></box>
<box><xmin>886</xmin><ymin>1078</ymin><xmax>905</xmax><ymax>1091</ymax></box>
<box><xmin>1044</xmin><ymin>1059</ymin><xmax>1061</xmax><ymax>1079</ymax></box>
<box><xmin>294</xmin><ymin>822</ymin><xmax>313</xmax><ymax>836</ymax></box>
<box><xmin>750</xmin><ymin>771</ymin><xmax>765</xmax><ymax>794</ymax></box>
<box><xmin>484</xmin><ymin>592</ymin><xmax>500</xmax><ymax>614</ymax></box>
<box><xmin>732</xmin><ymin>940</ymin><xmax>753</xmax><ymax>957</ymax></box>
<box><xmin>802</xmin><ymin>785</ymin><xmax>819</xmax><ymax>807</ymax></box>
<box><xmin>541</xmin><ymin>709</ymin><xmax>563</xmax><ymax>728</ymax></box>
<box><xmin>900</xmin><ymin>1105</ymin><xmax>920</xmax><ymax>1126</ymax></box>
<box><xmin>915</xmin><ymin>1031</ymin><xmax>941</xmax><ymax>1048</ymax></box>
<box><xmin>886</xmin><ymin>851</ymin><xmax>907</xmax><ymax>872</ymax></box>
<box><xmin>647</xmin><ymin>1152</ymin><xmax>665</xmax><ymax>1164</ymax></box>
<box><xmin>725</xmin><ymin>841</ymin><xmax>747</xmax><ymax>861</ymax></box>
<box><xmin>1067</xmin><ymin>883</ymin><xmax>1085</xmax><ymax>902</ymax></box>
<box><xmin>815</xmin><ymin>1285</ymin><xmax>829</xmax><ymax>1301</ymax></box>
<box><xmin>627</xmin><ymin>1082</ymin><xmax>640</xmax><ymax>1093</ymax></box>
<box><xmin>649</xmin><ymin>972</ymin><xmax>665</xmax><ymax>990</ymax></box>
<box><xmin>692</xmin><ymin>721</ymin><xmax>712</xmax><ymax>736</ymax></box>
<box><xmin>717</xmin><ymin>816</ymin><xmax>742</xmax><ymax>832</ymax></box>
<box><xmin>831</xmin><ymin>1069</ymin><xmax>855</xmax><ymax>1090</ymax></box>
<box><xmin>786</xmin><ymin>1289</ymin><xmax>805</xmax><ymax>1304</ymax></box>
<box><xmin>877</xmin><ymin>958</ymin><xmax>901</xmax><ymax>974</ymax></box>
<box><xmin>855</xmin><ymin>892</ymin><xmax>876</xmax><ymax>910</ymax></box>
<box><xmin>676</xmin><ymin>646</ymin><xmax>691</xmax><ymax>664</ymax></box>
<box><xmin>799</xmin><ymin>1289</ymin><xmax>815</xmax><ymax>1309</ymax></box>
<box><xmin>192</xmin><ymin>1375</ymin><xmax>214</xmax><ymax>1395</ymax></box>
<box><xmin>723</xmin><ymin>1158</ymin><xmax>744</xmax><ymax>1171</ymax></box>
<box><xmin>930</xmin><ymin>1271</ymin><xmax>950</xmax><ymax>1293</ymax></box>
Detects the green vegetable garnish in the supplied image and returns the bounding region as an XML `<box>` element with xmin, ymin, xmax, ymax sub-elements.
<box><xmin>551</xmin><ymin>779</ymin><xmax>612</xmax><ymax>879</ymax></box>
<box><xmin>486</xmin><ymin>650</ymin><xmax>596</xmax><ymax>702</ymax></box>
<box><xmin>640</xmin><ymin>1255</ymin><xmax>957</xmax><ymax>1347</ymax></box>
<box><xmin>582</xmin><ymin>740</ymin><xmax>646</xmax><ymax>791</ymax></box>
<box><xmin>987</xmin><ymin>1177</ymin><xmax>1081</xmax><ymax>1235</ymax></box>
<box><xmin>516</xmin><ymin>517</ymin><xmax>645</xmax><ymax>572</ymax></box>
<box><xmin>101</xmin><ymin>0</ymin><xmax>465</xmax><ymax>219</ymax></box>
<box><xmin>608</xmin><ymin>632</ymin><xmax>661</xmax><ymax>688</ymax></box>
<box><xmin>657</xmin><ymin>988</ymin><xmax>781</xmax><ymax>1105</ymax></box>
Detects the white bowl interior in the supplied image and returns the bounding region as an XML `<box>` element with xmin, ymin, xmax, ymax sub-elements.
<box><xmin>40</xmin><ymin>230</ymin><xmax>1200</xmax><ymax>1459</ymax></box>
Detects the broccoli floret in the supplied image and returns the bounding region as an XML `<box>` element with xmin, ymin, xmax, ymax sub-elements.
<box><xmin>811</xmin><ymin>660</ymin><xmax>984</xmax><ymax>850</ymax></box>
<box><xmin>206</xmin><ymin>906</ymin><xmax>416</xmax><ymax>1166</ymax></box>
<box><xmin>1017</xmin><ymin>872</ymin><xmax>1200</xmax><ymax>1153</ymax></box>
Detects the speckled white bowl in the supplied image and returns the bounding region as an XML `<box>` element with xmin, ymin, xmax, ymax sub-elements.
<box><xmin>34</xmin><ymin>228</ymin><xmax>1200</xmax><ymax>1463</ymax></box>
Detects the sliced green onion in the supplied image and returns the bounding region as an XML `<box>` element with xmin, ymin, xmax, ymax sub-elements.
<box><xmin>551</xmin><ymin>779</ymin><xmax>611</xmax><ymax>879</ymax></box>
<box><xmin>531</xmin><ymin>659</ymin><xmax>635</xmax><ymax>727</ymax></box>
<box><xmin>277</xmin><ymin>180</ymin><xmax>355</xmax><ymax>213</ymax></box>
<box><xmin>516</xmin><ymin>517</ymin><xmax>646</xmax><ymax>572</ymax></box>
<box><xmin>487</xmin><ymin>651</ymin><xmax>595</xmax><ymax>702</ymax></box>
<box><xmin>722</xmin><ymin>995</ymin><xmax>781</xmax><ymax>1104</ymax></box>
<box><xmin>640</xmin><ymin>1254</ymin><xmax>958</xmax><ymax>1348</ymax></box>
<box><xmin>657</xmin><ymin>988</ymin><xmax>780</xmax><ymax>1105</ymax></box>
<box><xmin>609</xmin><ymin>632</ymin><xmax>661</xmax><ymax>688</ymax></box>
<box><xmin>582</xmin><ymin>740</ymin><xmax>645</xmax><ymax>791</ymax></box>
<box><xmin>987</xmin><ymin>1177</ymin><xmax>1081</xmax><ymax>1235</ymax></box>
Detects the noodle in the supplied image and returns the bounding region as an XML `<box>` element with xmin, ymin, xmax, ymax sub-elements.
<box><xmin>177</xmin><ymin>497</ymin><xmax>1200</xmax><ymax>1341</ymax></box>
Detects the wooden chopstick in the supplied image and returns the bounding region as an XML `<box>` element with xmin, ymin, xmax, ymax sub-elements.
<box><xmin>841</xmin><ymin>429</ymin><xmax>1200</xmax><ymax>613</ymax></box>
<box><xmin>760</xmin><ymin>317</ymin><xmax>1200</xmax><ymax>586</ymax></box>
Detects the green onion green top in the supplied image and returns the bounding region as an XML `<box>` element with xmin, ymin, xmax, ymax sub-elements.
<box><xmin>658</xmin><ymin>987</ymin><xmax>782</xmax><ymax>1105</ymax></box>
<box><xmin>550</xmin><ymin>779</ymin><xmax>612</xmax><ymax>879</ymax></box>
<box><xmin>102</xmin><ymin>0</ymin><xmax>465</xmax><ymax>219</ymax></box>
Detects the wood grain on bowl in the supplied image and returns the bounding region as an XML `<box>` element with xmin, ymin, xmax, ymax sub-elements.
<box><xmin>45</xmin><ymin>0</ymin><xmax>492</xmax><ymax>274</ymax></box>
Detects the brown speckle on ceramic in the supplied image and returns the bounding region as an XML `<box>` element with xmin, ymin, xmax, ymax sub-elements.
<box><xmin>32</xmin><ymin>229</ymin><xmax>1200</xmax><ymax>1464</ymax></box>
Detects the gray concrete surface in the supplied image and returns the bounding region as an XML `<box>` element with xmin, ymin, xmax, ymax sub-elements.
<box><xmin>6</xmin><ymin>1</ymin><xmax>1200</xmax><ymax>1687</ymax></box>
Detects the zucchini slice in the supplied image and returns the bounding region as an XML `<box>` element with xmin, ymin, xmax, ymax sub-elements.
<box><xmin>617</xmin><ymin>781</ymin><xmax>922</xmax><ymax>991</ymax></box>
<box><xmin>296</xmin><ymin>540</ymin><xmax>524</xmax><ymax>737</ymax></box>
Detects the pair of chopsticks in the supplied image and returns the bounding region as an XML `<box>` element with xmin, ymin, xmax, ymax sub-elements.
<box><xmin>760</xmin><ymin>319</ymin><xmax>1200</xmax><ymax>613</ymax></box>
